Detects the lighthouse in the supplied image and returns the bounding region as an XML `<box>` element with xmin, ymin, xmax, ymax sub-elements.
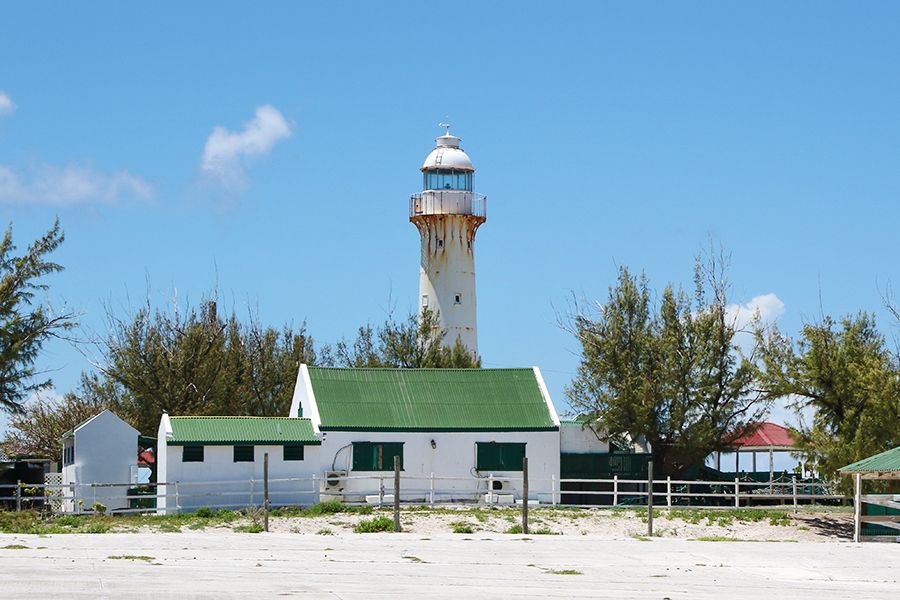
<box><xmin>410</xmin><ymin>125</ymin><xmax>487</xmax><ymax>357</ymax></box>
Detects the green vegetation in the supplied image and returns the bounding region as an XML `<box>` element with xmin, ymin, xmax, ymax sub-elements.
<box><xmin>2</xmin><ymin>544</ymin><xmax>29</xmax><ymax>549</ymax></box>
<box><xmin>315</xmin><ymin>528</ymin><xmax>333</xmax><ymax>535</ymax></box>
<box><xmin>692</xmin><ymin>536</ymin><xmax>755</xmax><ymax>542</ymax></box>
<box><xmin>402</xmin><ymin>555</ymin><xmax>425</xmax><ymax>563</ymax></box>
<box><xmin>108</xmin><ymin>555</ymin><xmax>155</xmax><ymax>561</ymax></box>
<box><xmin>0</xmin><ymin>220</ymin><xmax>75</xmax><ymax>417</ymax></box>
<box><xmin>233</xmin><ymin>523</ymin><xmax>264</xmax><ymax>533</ymax></box>
<box><xmin>663</xmin><ymin>508</ymin><xmax>792</xmax><ymax>527</ymax></box>
<box><xmin>450</xmin><ymin>521</ymin><xmax>475</xmax><ymax>534</ymax></box>
<box><xmin>565</xmin><ymin>252</ymin><xmax>776</xmax><ymax>476</ymax></box>
<box><xmin>546</xmin><ymin>569</ymin><xmax>583</xmax><ymax>575</ymax></box>
<box><xmin>354</xmin><ymin>516</ymin><xmax>395</xmax><ymax>533</ymax></box>
<box><xmin>506</xmin><ymin>524</ymin><xmax>523</xmax><ymax>534</ymax></box>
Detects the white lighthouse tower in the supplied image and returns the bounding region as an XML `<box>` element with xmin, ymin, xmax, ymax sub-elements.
<box><xmin>410</xmin><ymin>125</ymin><xmax>487</xmax><ymax>357</ymax></box>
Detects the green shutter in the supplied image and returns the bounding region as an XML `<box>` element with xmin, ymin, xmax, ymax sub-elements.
<box><xmin>283</xmin><ymin>445</ymin><xmax>305</xmax><ymax>461</ymax></box>
<box><xmin>381</xmin><ymin>443</ymin><xmax>404</xmax><ymax>471</ymax></box>
<box><xmin>352</xmin><ymin>442</ymin><xmax>403</xmax><ymax>471</ymax></box>
<box><xmin>183</xmin><ymin>446</ymin><xmax>204</xmax><ymax>462</ymax></box>
<box><xmin>476</xmin><ymin>442</ymin><xmax>525</xmax><ymax>471</ymax></box>
<box><xmin>233</xmin><ymin>445</ymin><xmax>254</xmax><ymax>462</ymax></box>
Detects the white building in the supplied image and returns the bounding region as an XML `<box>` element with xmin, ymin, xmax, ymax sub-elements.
<box><xmin>61</xmin><ymin>410</ymin><xmax>139</xmax><ymax>512</ymax></box>
<box><xmin>289</xmin><ymin>365</ymin><xmax>561</xmax><ymax>504</ymax></box>
<box><xmin>156</xmin><ymin>415</ymin><xmax>322</xmax><ymax>514</ymax></box>
<box><xmin>410</xmin><ymin>125</ymin><xmax>486</xmax><ymax>356</ymax></box>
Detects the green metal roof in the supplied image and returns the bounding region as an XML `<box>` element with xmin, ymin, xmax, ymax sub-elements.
<box><xmin>167</xmin><ymin>417</ymin><xmax>321</xmax><ymax>445</ymax></box>
<box><xmin>839</xmin><ymin>446</ymin><xmax>900</xmax><ymax>474</ymax></box>
<box><xmin>308</xmin><ymin>367</ymin><xmax>558</xmax><ymax>432</ymax></box>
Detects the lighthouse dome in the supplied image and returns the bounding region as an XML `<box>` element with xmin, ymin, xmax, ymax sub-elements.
<box><xmin>421</xmin><ymin>132</ymin><xmax>475</xmax><ymax>172</ymax></box>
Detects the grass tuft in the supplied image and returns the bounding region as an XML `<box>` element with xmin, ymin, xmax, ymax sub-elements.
<box><xmin>354</xmin><ymin>516</ymin><xmax>395</xmax><ymax>533</ymax></box>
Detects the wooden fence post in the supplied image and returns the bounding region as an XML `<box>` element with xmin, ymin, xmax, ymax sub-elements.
<box><xmin>734</xmin><ymin>477</ymin><xmax>740</xmax><ymax>508</ymax></box>
<box><xmin>393</xmin><ymin>455</ymin><xmax>401</xmax><ymax>532</ymax></box>
<box><xmin>263</xmin><ymin>452</ymin><xmax>270</xmax><ymax>532</ymax></box>
<box><xmin>613</xmin><ymin>475</ymin><xmax>618</xmax><ymax>506</ymax></box>
<box><xmin>647</xmin><ymin>462</ymin><xmax>654</xmax><ymax>537</ymax></box>
<box><xmin>312</xmin><ymin>473</ymin><xmax>319</xmax><ymax>505</ymax></box>
<box><xmin>666</xmin><ymin>476</ymin><xmax>672</xmax><ymax>508</ymax></box>
<box><xmin>853</xmin><ymin>472</ymin><xmax>862</xmax><ymax>543</ymax></box>
<box><xmin>791</xmin><ymin>476</ymin><xmax>798</xmax><ymax>509</ymax></box>
<box><xmin>429</xmin><ymin>472</ymin><xmax>434</xmax><ymax>507</ymax></box>
<box><xmin>379</xmin><ymin>475</ymin><xmax>384</xmax><ymax>507</ymax></box>
<box><xmin>551</xmin><ymin>474</ymin><xmax>557</xmax><ymax>506</ymax></box>
<box><xmin>522</xmin><ymin>457</ymin><xmax>529</xmax><ymax>535</ymax></box>
<box><xmin>15</xmin><ymin>480</ymin><xmax>22</xmax><ymax>512</ymax></box>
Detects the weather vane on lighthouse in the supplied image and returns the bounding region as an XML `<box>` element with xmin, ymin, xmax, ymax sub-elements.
<box><xmin>409</xmin><ymin>125</ymin><xmax>487</xmax><ymax>357</ymax></box>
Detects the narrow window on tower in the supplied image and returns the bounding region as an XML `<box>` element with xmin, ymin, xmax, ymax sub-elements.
<box><xmin>437</xmin><ymin>239</ymin><xmax>444</xmax><ymax>248</ymax></box>
<box><xmin>421</xmin><ymin>294</ymin><xmax>429</xmax><ymax>308</ymax></box>
<box><xmin>454</xmin><ymin>293</ymin><xmax>462</xmax><ymax>304</ymax></box>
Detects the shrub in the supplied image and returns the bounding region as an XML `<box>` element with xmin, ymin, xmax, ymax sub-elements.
<box><xmin>450</xmin><ymin>521</ymin><xmax>474</xmax><ymax>534</ymax></box>
<box><xmin>506</xmin><ymin>524</ymin><xmax>524</xmax><ymax>534</ymax></box>
<box><xmin>354</xmin><ymin>516</ymin><xmax>395</xmax><ymax>533</ymax></box>
<box><xmin>234</xmin><ymin>523</ymin><xmax>264</xmax><ymax>533</ymax></box>
<box><xmin>305</xmin><ymin>501</ymin><xmax>372</xmax><ymax>517</ymax></box>
<box><xmin>195</xmin><ymin>506</ymin><xmax>214</xmax><ymax>518</ymax></box>
<box><xmin>91</xmin><ymin>502</ymin><xmax>107</xmax><ymax>515</ymax></box>
<box><xmin>316</xmin><ymin>528</ymin><xmax>334</xmax><ymax>535</ymax></box>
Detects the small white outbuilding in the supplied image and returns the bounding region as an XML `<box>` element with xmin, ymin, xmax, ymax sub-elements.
<box><xmin>60</xmin><ymin>409</ymin><xmax>139</xmax><ymax>512</ymax></box>
<box><xmin>156</xmin><ymin>414</ymin><xmax>322</xmax><ymax>514</ymax></box>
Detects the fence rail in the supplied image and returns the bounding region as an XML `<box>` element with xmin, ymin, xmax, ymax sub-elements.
<box><xmin>0</xmin><ymin>472</ymin><xmax>846</xmax><ymax>516</ymax></box>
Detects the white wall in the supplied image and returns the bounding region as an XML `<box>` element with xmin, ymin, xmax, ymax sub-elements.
<box><xmin>319</xmin><ymin>430</ymin><xmax>560</xmax><ymax>504</ymax></box>
<box><xmin>158</xmin><ymin>440</ymin><xmax>322</xmax><ymax>513</ymax></box>
<box><xmin>560</xmin><ymin>423</ymin><xmax>611</xmax><ymax>454</ymax></box>
<box><xmin>61</xmin><ymin>410</ymin><xmax>138</xmax><ymax>512</ymax></box>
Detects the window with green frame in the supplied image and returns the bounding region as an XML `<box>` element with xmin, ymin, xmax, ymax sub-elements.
<box><xmin>182</xmin><ymin>446</ymin><xmax>204</xmax><ymax>462</ymax></box>
<box><xmin>476</xmin><ymin>442</ymin><xmax>526</xmax><ymax>471</ymax></box>
<box><xmin>352</xmin><ymin>442</ymin><xmax>404</xmax><ymax>471</ymax></box>
<box><xmin>233</xmin><ymin>445</ymin><xmax>254</xmax><ymax>462</ymax></box>
<box><xmin>283</xmin><ymin>444</ymin><xmax>305</xmax><ymax>461</ymax></box>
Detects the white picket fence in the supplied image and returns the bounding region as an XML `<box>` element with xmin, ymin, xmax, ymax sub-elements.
<box><xmin>0</xmin><ymin>473</ymin><xmax>845</xmax><ymax>515</ymax></box>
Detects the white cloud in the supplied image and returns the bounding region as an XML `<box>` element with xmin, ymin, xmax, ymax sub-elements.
<box><xmin>727</xmin><ymin>292</ymin><xmax>785</xmax><ymax>333</ymax></box>
<box><xmin>200</xmin><ymin>105</ymin><xmax>292</xmax><ymax>189</ymax></box>
<box><xmin>0</xmin><ymin>91</ymin><xmax>15</xmax><ymax>116</ymax></box>
<box><xmin>0</xmin><ymin>162</ymin><xmax>153</xmax><ymax>206</ymax></box>
<box><xmin>725</xmin><ymin>292</ymin><xmax>786</xmax><ymax>359</ymax></box>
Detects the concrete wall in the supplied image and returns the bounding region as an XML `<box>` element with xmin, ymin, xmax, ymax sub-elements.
<box><xmin>319</xmin><ymin>430</ymin><xmax>560</xmax><ymax>504</ymax></box>
<box><xmin>61</xmin><ymin>410</ymin><xmax>138</xmax><ymax>512</ymax></box>
<box><xmin>560</xmin><ymin>423</ymin><xmax>611</xmax><ymax>454</ymax></box>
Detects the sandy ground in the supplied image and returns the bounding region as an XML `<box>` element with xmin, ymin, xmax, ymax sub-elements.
<box><xmin>180</xmin><ymin>506</ymin><xmax>855</xmax><ymax>542</ymax></box>
<box><xmin>1</xmin><ymin>531</ymin><xmax>897</xmax><ymax>599</ymax></box>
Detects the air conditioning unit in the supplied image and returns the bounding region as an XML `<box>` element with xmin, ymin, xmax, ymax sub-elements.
<box><xmin>483</xmin><ymin>478</ymin><xmax>515</xmax><ymax>504</ymax></box>
<box><xmin>322</xmin><ymin>471</ymin><xmax>347</xmax><ymax>492</ymax></box>
<box><xmin>490</xmin><ymin>478</ymin><xmax>512</xmax><ymax>493</ymax></box>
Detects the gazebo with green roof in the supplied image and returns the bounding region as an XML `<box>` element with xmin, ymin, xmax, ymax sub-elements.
<box><xmin>840</xmin><ymin>446</ymin><xmax>900</xmax><ymax>542</ymax></box>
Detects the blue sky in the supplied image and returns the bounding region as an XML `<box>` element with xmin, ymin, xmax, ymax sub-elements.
<box><xmin>2</xmin><ymin>2</ymin><xmax>900</xmax><ymax>453</ymax></box>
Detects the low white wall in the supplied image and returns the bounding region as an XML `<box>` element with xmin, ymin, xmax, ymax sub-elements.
<box><xmin>160</xmin><ymin>444</ymin><xmax>322</xmax><ymax>512</ymax></box>
<box><xmin>320</xmin><ymin>430</ymin><xmax>561</xmax><ymax>504</ymax></box>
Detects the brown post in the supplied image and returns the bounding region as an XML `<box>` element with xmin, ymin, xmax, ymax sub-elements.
<box><xmin>263</xmin><ymin>452</ymin><xmax>270</xmax><ymax>532</ymax></box>
<box><xmin>647</xmin><ymin>462</ymin><xmax>654</xmax><ymax>537</ymax></box>
<box><xmin>16</xmin><ymin>480</ymin><xmax>22</xmax><ymax>512</ymax></box>
<box><xmin>393</xmin><ymin>455</ymin><xmax>402</xmax><ymax>532</ymax></box>
<box><xmin>522</xmin><ymin>457</ymin><xmax>529</xmax><ymax>534</ymax></box>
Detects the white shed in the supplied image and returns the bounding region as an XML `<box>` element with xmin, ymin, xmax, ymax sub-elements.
<box><xmin>289</xmin><ymin>365</ymin><xmax>561</xmax><ymax>504</ymax></box>
<box><xmin>61</xmin><ymin>410</ymin><xmax>139</xmax><ymax>512</ymax></box>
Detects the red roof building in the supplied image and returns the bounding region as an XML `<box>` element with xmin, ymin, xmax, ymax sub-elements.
<box><xmin>726</xmin><ymin>422</ymin><xmax>796</xmax><ymax>451</ymax></box>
